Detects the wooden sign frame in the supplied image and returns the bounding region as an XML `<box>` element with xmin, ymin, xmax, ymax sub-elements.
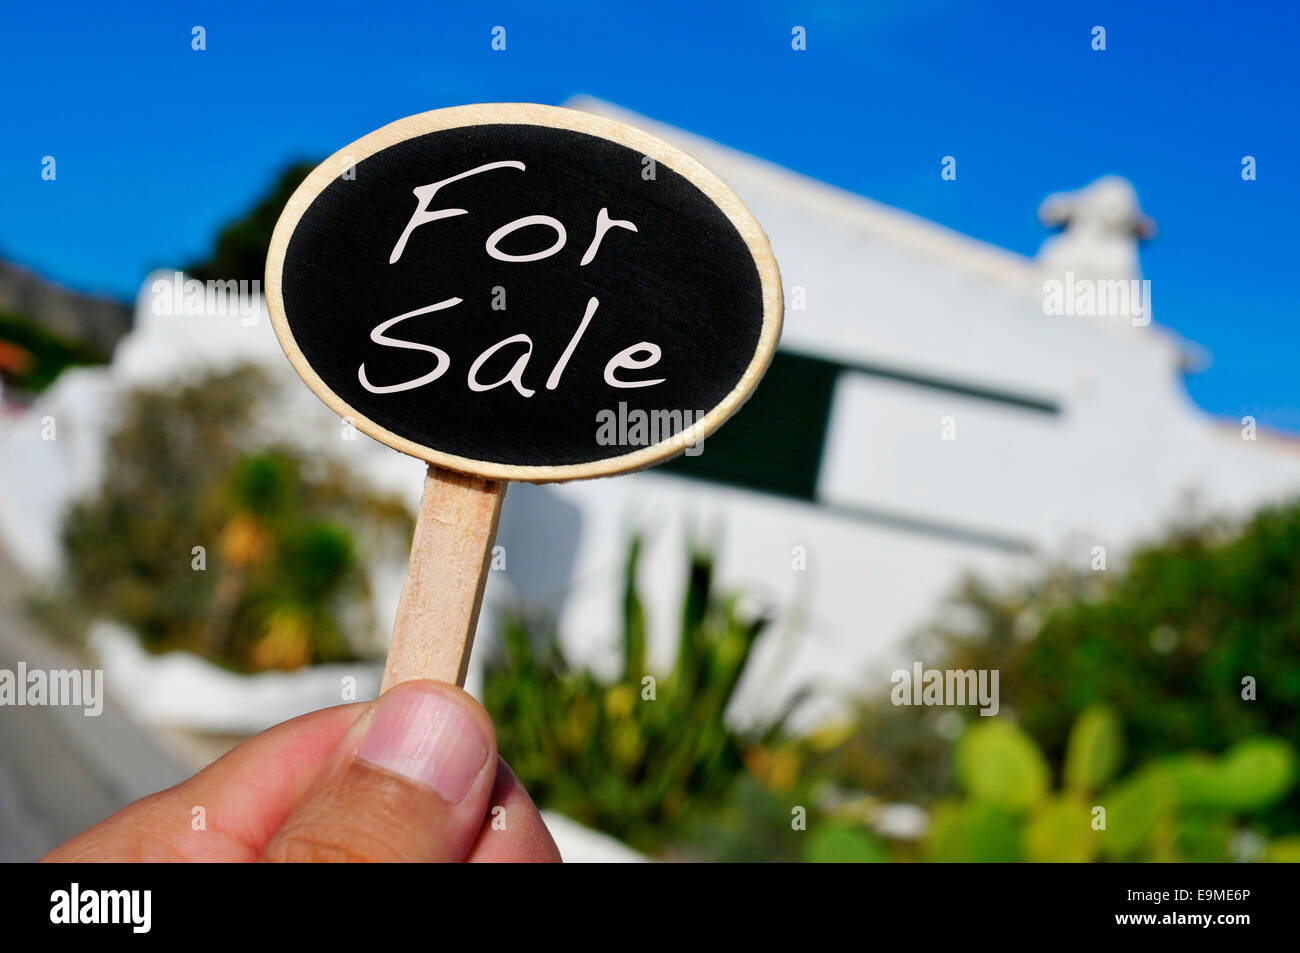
<box><xmin>264</xmin><ymin>103</ymin><xmax>782</xmax><ymax>689</ymax></box>
<box><xmin>266</xmin><ymin>102</ymin><xmax>782</xmax><ymax>483</ymax></box>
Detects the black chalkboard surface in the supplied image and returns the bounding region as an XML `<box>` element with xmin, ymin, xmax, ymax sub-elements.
<box><xmin>267</xmin><ymin>103</ymin><xmax>782</xmax><ymax>482</ymax></box>
<box><xmin>265</xmin><ymin>104</ymin><xmax>782</xmax><ymax>689</ymax></box>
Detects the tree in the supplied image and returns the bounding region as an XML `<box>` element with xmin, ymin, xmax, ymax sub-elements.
<box><xmin>184</xmin><ymin>161</ymin><xmax>316</xmax><ymax>283</ymax></box>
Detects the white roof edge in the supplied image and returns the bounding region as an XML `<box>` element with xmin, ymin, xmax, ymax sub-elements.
<box><xmin>563</xmin><ymin>95</ymin><xmax>1039</xmax><ymax>293</ymax></box>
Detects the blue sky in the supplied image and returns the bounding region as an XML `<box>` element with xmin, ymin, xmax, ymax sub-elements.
<box><xmin>3</xmin><ymin>1</ymin><xmax>1296</xmax><ymax>431</ymax></box>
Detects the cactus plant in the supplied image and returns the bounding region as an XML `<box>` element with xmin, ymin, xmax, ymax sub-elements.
<box><xmin>921</xmin><ymin>706</ymin><xmax>1296</xmax><ymax>862</ymax></box>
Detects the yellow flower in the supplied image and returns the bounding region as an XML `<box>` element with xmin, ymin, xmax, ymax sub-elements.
<box><xmin>806</xmin><ymin>717</ymin><xmax>857</xmax><ymax>753</ymax></box>
<box><xmin>219</xmin><ymin>513</ymin><xmax>270</xmax><ymax>568</ymax></box>
<box><xmin>745</xmin><ymin>745</ymin><xmax>801</xmax><ymax>793</ymax></box>
<box><xmin>252</xmin><ymin>608</ymin><xmax>311</xmax><ymax>670</ymax></box>
<box><xmin>768</xmin><ymin>747</ymin><xmax>801</xmax><ymax>793</ymax></box>
<box><xmin>604</xmin><ymin>684</ymin><xmax>637</xmax><ymax>720</ymax></box>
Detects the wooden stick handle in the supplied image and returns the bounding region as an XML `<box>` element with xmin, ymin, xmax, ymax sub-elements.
<box><xmin>381</xmin><ymin>465</ymin><xmax>506</xmax><ymax>691</ymax></box>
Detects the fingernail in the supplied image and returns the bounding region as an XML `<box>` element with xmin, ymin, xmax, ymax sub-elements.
<box><xmin>358</xmin><ymin>686</ymin><xmax>489</xmax><ymax>802</ymax></box>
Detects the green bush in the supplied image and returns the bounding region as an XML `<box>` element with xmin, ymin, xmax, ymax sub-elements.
<box><xmin>821</xmin><ymin>500</ymin><xmax>1300</xmax><ymax>837</ymax></box>
<box><xmin>52</xmin><ymin>364</ymin><xmax>413</xmax><ymax>671</ymax></box>
<box><xmin>482</xmin><ymin>537</ymin><xmax>803</xmax><ymax>854</ymax></box>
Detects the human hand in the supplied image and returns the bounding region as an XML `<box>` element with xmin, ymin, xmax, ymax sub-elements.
<box><xmin>43</xmin><ymin>680</ymin><xmax>561</xmax><ymax>862</ymax></box>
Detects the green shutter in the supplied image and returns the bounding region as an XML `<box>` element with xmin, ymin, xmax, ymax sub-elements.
<box><xmin>663</xmin><ymin>350</ymin><xmax>838</xmax><ymax>500</ymax></box>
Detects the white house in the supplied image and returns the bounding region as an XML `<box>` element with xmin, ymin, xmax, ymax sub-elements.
<box><xmin>3</xmin><ymin>97</ymin><xmax>1298</xmax><ymax>734</ymax></box>
<box><xmin>489</xmin><ymin>99</ymin><xmax>1300</xmax><ymax>727</ymax></box>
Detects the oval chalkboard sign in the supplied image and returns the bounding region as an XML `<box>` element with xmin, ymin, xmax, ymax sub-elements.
<box><xmin>266</xmin><ymin>103</ymin><xmax>782</xmax><ymax>481</ymax></box>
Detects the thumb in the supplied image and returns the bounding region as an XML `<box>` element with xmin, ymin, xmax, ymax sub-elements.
<box><xmin>261</xmin><ymin>680</ymin><xmax>497</xmax><ymax>862</ymax></box>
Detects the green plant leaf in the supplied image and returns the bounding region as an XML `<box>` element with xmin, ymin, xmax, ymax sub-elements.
<box><xmin>1199</xmin><ymin>738</ymin><xmax>1294</xmax><ymax>811</ymax></box>
<box><xmin>955</xmin><ymin>720</ymin><xmax>1049</xmax><ymax>810</ymax></box>
<box><xmin>1023</xmin><ymin>796</ymin><xmax>1098</xmax><ymax>862</ymax></box>
<box><xmin>1064</xmin><ymin>705</ymin><xmax>1123</xmax><ymax>794</ymax></box>
<box><xmin>803</xmin><ymin>824</ymin><xmax>889</xmax><ymax>863</ymax></box>
<box><xmin>621</xmin><ymin>536</ymin><xmax>647</xmax><ymax>681</ymax></box>
<box><xmin>1265</xmin><ymin>836</ymin><xmax>1300</xmax><ymax>863</ymax></box>
<box><xmin>229</xmin><ymin>452</ymin><xmax>298</xmax><ymax>518</ymax></box>
<box><xmin>1156</xmin><ymin>739</ymin><xmax>1295</xmax><ymax>813</ymax></box>
<box><xmin>925</xmin><ymin>802</ymin><xmax>1022</xmax><ymax>862</ymax></box>
<box><xmin>1173</xmin><ymin>810</ymin><xmax>1233</xmax><ymax>862</ymax></box>
<box><xmin>1098</xmin><ymin>766</ymin><xmax>1177</xmax><ymax>859</ymax></box>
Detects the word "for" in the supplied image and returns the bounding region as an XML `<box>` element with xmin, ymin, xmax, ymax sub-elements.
<box><xmin>360</xmin><ymin>160</ymin><xmax>663</xmax><ymax>397</ymax></box>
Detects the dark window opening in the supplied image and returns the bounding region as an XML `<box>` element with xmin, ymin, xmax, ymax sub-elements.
<box><xmin>663</xmin><ymin>350</ymin><xmax>838</xmax><ymax>500</ymax></box>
